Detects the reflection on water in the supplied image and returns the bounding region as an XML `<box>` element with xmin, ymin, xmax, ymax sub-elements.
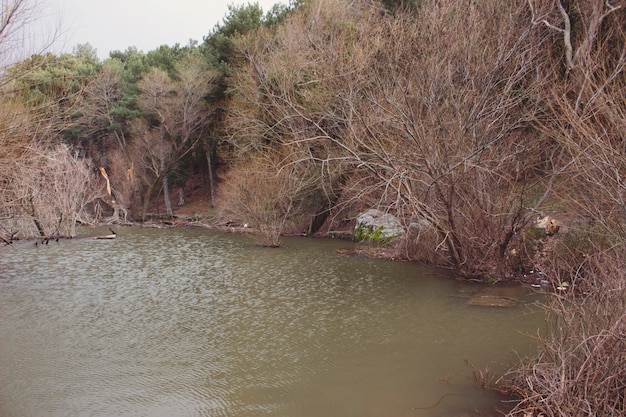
<box><xmin>0</xmin><ymin>227</ymin><xmax>542</xmax><ymax>417</ymax></box>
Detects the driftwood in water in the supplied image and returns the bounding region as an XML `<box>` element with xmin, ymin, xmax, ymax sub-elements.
<box><xmin>2</xmin><ymin>229</ymin><xmax>118</xmax><ymax>247</ymax></box>
<box><xmin>34</xmin><ymin>228</ymin><xmax>118</xmax><ymax>243</ymax></box>
<box><xmin>93</xmin><ymin>234</ymin><xmax>116</xmax><ymax>240</ymax></box>
<box><xmin>92</xmin><ymin>228</ymin><xmax>117</xmax><ymax>240</ymax></box>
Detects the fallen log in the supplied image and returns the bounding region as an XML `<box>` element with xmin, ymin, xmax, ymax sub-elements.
<box><xmin>93</xmin><ymin>234</ymin><xmax>116</xmax><ymax>240</ymax></box>
<box><xmin>92</xmin><ymin>228</ymin><xmax>117</xmax><ymax>240</ymax></box>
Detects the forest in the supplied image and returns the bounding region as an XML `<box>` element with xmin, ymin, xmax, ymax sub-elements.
<box><xmin>2</xmin><ymin>0</ymin><xmax>626</xmax><ymax>415</ymax></box>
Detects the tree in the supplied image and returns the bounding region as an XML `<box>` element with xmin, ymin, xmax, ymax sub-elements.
<box><xmin>0</xmin><ymin>99</ymin><xmax>98</xmax><ymax>240</ymax></box>
<box><xmin>132</xmin><ymin>55</ymin><xmax>213</xmax><ymax>220</ymax></box>
<box><xmin>224</xmin><ymin>0</ymin><xmax>553</xmax><ymax>277</ymax></box>
<box><xmin>1</xmin><ymin>3</ymin><xmax>99</xmax><ymax>239</ymax></box>
<box><xmin>144</xmin><ymin>44</ymin><xmax>187</xmax><ymax>76</ymax></box>
<box><xmin>77</xmin><ymin>59</ymin><xmax>126</xmax><ymax>152</ymax></box>
<box><xmin>203</xmin><ymin>3</ymin><xmax>264</xmax><ymax>64</ymax></box>
<box><xmin>528</xmin><ymin>0</ymin><xmax>624</xmax><ymax>74</ymax></box>
<box><xmin>328</xmin><ymin>1</ymin><xmax>551</xmax><ymax>276</ymax></box>
<box><xmin>0</xmin><ymin>0</ymin><xmax>62</xmax><ymax>87</ymax></box>
<box><xmin>15</xmin><ymin>143</ymin><xmax>97</xmax><ymax>237</ymax></box>
<box><xmin>0</xmin><ymin>99</ymin><xmax>32</xmax><ymax>241</ymax></box>
<box><xmin>264</xmin><ymin>0</ymin><xmax>305</xmax><ymax>26</ymax></box>
<box><xmin>75</xmin><ymin>59</ymin><xmax>135</xmax><ymax>222</ymax></box>
<box><xmin>196</xmin><ymin>3</ymin><xmax>272</xmax><ymax>206</ymax></box>
<box><xmin>109</xmin><ymin>46</ymin><xmax>149</xmax><ymax>85</ymax></box>
<box><xmin>7</xmin><ymin>47</ymin><xmax>102</xmax><ymax>150</ymax></box>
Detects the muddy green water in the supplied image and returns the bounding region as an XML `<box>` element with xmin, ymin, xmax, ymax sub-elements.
<box><xmin>0</xmin><ymin>227</ymin><xmax>542</xmax><ymax>417</ymax></box>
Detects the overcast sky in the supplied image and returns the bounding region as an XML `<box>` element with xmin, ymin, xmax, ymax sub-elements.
<box><xmin>43</xmin><ymin>0</ymin><xmax>285</xmax><ymax>59</ymax></box>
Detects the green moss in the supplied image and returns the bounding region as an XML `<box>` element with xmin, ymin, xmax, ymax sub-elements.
<box><xmin>353</xmin><ymin>224</ymin><xmax>400</xmax><ymax>244</ymax></box>
<box><xmin>482</xmin><ymin>274</ymin><xmax>498</xmax><ymax>284</ymax></box>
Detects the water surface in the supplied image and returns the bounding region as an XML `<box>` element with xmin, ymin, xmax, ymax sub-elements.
<box><xmin>0</xmin><ymin>227</ymin><xmax>542</xmax><ymax>417</ymax></box>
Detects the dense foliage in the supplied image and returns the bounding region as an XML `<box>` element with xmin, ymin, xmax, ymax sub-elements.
<box><xmin>2</xmin><ymin>0</ymin><xmax>626</xmax><ymax>415</ymax></box>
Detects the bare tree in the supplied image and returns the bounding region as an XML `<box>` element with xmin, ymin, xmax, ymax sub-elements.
<box><xmin>0</xmin><ymin>98</ymin><xmax>34</xmax><ymax>240</ymax></box>
<box><xmin>528</xmin><ymin>0</ymin><xmax>624</xmax><ymax>73</ymax></box>
<box><xmin>1</xmin><ymin>0</ymin><xmax>63</xmax><ymax>87</ymax></box>
<box><xmin>78</xmin><ymin>59</ymin><xmax>127</xmax><ymax>150</ymax></box>
<box><xmin>77</xmin><ymin>59</ymin><xmax>132</xmax><ymax>222</ymax></box>
<box><xmin>24</xmin><ymin>143</ymin><xmax>97</xmax><ymax>237</ymax></box>
<box><xmin>1</xmin><ymin>86</ymin><xmax>99</xmax><ymax>240</ymax></box>
<box><xmin>2</xmin><ymin>139</ymin><xmax>98</xmax><ymax>239</ymax></box>
<box><xmin>132</xmin><ymin>55</ymin><xmax>213</xmax><ymax>220</ymax></box>
<box><xmin>226</xmin><ymin>0</ymin><xmax>554</xmax><ymax>277</ymax></box>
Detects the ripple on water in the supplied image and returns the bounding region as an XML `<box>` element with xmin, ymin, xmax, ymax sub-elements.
<box><xmin>0</xmin><ymin>227</ymin><xmax>542</xmax><ymax>417</ymax></box>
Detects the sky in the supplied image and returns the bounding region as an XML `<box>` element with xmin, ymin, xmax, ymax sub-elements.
<box><xmin>42</xmin><ymin>0</ymin><xmax>285</xmax><ymax>60</ymax></box>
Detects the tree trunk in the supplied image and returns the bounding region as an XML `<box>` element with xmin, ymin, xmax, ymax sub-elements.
<box><xmin>178</xmin><ymin>187</ymin><xmax>185</xmax><ymax>206</ymax></box>
<box><xmin>141</xmin><ymin>181</ymin><xmax>157</xmax><ymax>221</ymax></box>
<box><xmin>33</xmin><ymin>218</ymin><xmax>46</xmax><ymax>237</ymax></box>
<box><xmin>111</xmin><ymin>197</ymin><xmax>119</xmax><ymax>221</ymax></box>
<box><xmin>29</xmin><ymin>198</ymin><xmax>46</xmax><ymax>237</ymax></box>
<box><xmin>163</xmin><ymin>176</ymin><xmax>173</xmax><ymax>216</ymax></box>
<box><xmin>206</xmin><ymin>148</ymin><xmax>215</xmax><ymax>207</ymax></box>
<box><xmin>98</xmin><ymin>167</ymin><xmax>120</xmax><ymax>223</ymax></box>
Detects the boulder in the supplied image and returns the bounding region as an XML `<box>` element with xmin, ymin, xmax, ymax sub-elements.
<box><xmin>353</xmin><ymin>209</ymin><xmax>404</xmax><ymax>243</ymax></box>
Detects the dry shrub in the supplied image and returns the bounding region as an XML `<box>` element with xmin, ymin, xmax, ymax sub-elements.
<box><xmin>217</xmin><ymin>154</ymin><xmax>326</xmax><ymax>247</ymax></box>
<box><xmin>504</xmin><ymin>243</ymin><xmax>626</xmax><ymax>417</ymax></box>
<box><xmin>503</xmin><ymin>4</ymin><xmax>626</xmax><ymax>410</ymax></box>
<box><xmin>2</xmin><ymin>143</ymin><xmax>98</xmax><ymax>238</ymax></box>
<box><xmin>395</xmin><ymin>220</ymin><xmax>448</xmax><ymax>267</ymax></box>
<box><xmin>531</xmin><ymin>222</ymin><xmax>616</xmax><ymax>293</ymax></box>
<box><xmin>0</xmin><ymin>97</ymin><xmax>99</xmax><ymax>239</ymax></box>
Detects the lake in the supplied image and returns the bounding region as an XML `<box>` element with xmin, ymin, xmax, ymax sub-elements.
<box><xmin>0</xmin><ymin>227</ymin><xmax>542</xmax><ymax>417</ymax></box>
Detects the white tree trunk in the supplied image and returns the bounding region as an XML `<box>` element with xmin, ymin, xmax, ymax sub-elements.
<box><xmin>178</xmin><ymin>187</ymin><xmax>185</xmax><ymax>206</ymax></box>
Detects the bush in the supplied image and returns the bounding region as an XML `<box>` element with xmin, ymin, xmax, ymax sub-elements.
<box><xmin>503</xmin><ymin>243</ymin><xmax>626</xmax><ymax>417</ymax></box>
<box><xmin>217</xmin><ymin>154</ymin><xmax>327</xmax><ymax>247</ymax></box>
